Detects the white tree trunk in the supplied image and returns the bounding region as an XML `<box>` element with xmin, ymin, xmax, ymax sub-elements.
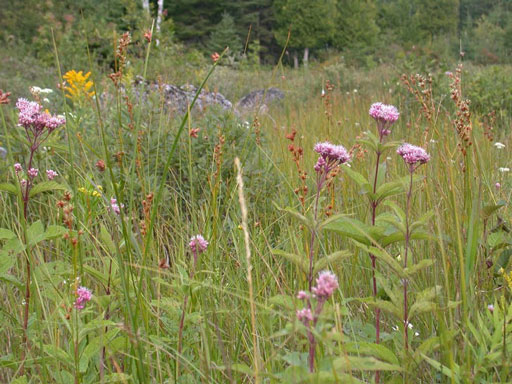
<box><xmin>156</xmin><ymin>0</ymin><xmax>164</xmax><ymax>46</ymax></box>
<box><xmin>293</xmin><ymin>52</ymin><xmax>299</xmax><ymax>69</ymax></box>
<box><xmin>303</xmin><ymin>47</ymin><xmax>309</xmax><ymax>67</ymax></box>
<box><xmin>142</xmin><ymin>0</ymin><xmax>150</xmax><ymax>13</ymax></box>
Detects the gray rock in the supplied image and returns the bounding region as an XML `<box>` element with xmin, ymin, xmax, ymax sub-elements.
<box><xmin>236</xmin><ymin>88</ymin><xmax>284</xmax><ymax>112</ymax></box>
<box><xmin>133</xmin><ymin>77</ymin><xmax>232</xmax><ymax>114</ymax></box>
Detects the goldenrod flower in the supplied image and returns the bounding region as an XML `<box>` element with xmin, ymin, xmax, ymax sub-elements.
<box><xmin>63</xmin><ymin>70</ymin><xmax>95</xmax><ymax>100</ymax></box>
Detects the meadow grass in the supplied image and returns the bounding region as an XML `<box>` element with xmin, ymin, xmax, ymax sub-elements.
<box><xmin>0</xmin><ymin>33</ymin><xmax>511</xmax><ymax>384</ymax></box>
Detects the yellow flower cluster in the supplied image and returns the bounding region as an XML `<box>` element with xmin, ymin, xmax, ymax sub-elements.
<box><xmin>78</xmin><ymin>185</ymin><xmax>103</xmax><ymax>198</ymax></box>
<box><xmin>63</xmin><ymin>70</ymin><xmax>95</xmax><ymax>100</ymax></box>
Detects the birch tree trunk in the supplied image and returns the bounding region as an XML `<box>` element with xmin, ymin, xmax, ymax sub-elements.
<box><xmin>142</xmin><ymin>0</ymin><xmax>149</xmax><ymax>13</ymax></box>
<box><xmin>156</xmin><ymin>0</ymin><xmax>164</xmax><ymax>46</ymax></box>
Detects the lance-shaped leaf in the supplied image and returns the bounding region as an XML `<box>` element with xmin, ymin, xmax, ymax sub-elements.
<box><xmin>359</xmin><ymin>296</ymin><xmax>402</xmax><ymax>318</ymax></box>
<box><xmin>481</xmin><ymin>200</ymin><xmax>506</xmax><ymax>220</ymax></box>
<box><xmin>0</xmin><ymin>183</ymin><xmax>17</xmax><ymax>195</ymax></box>
<box><xmin>274</xmin><ymin>203</ymin><xmax>314</xmax><ymax>229</ymax></box>
<box><xmin>333</xmin><ymin>356</ymin><xmax>403</xmax><ymax>372</ymax></box>
<box><xmin>324</xmin><ymin>216</ymin><xmax>384</xmax><ymax>246</ymax></box>
<box><xmin>271</xmin><ymin>249</ymin><xmax>308</xmax><ymax>274</ymax></box>
<box><xmin>341</xmin><ymin>165</ymin><xmax>372</xmax><ymax>195</ymax></box>
<box><xmin>352</xmin><ymin>241</ymin><xmax>404</xmax><ymax>276</ymax></box>
<box><xmin>342</xmin><ymin>342</ymin><xmax>400</xmax><ymax>365</ymax></box>
<box><xmin>313</xmin><ymin>250</ymin><xmax>351</xmax><ymax>275</ymax></box>
<box><xmin>29</xmin><ymin>181</ymin><xmax>66</xmax><ymax>197</ymax></box>
<box><xmin>0</xmin><ymin>228</ymin><xmax>16</xmax><ymax>241</ymax></box>
<box><xmin>404</xmin><ymin>259</ymin><xmax>434</xmax><ymax>276</ymax></box>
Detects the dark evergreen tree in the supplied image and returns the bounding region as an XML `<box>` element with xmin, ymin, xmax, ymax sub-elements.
<box><xmin>208</xmin><ymin>12</ymin><xmax>243</xmax><ymax>54</ymax></box>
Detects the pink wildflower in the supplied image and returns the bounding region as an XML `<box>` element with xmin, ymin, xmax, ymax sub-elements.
<box><xmin>110</xmin><ymin>198</ymin><xmax>124</xmax><ymax>215</ymax></box>
<box><xmin>488</xmin><ymin>304</ymin><xmax>494</xmax><ymax>313</ymax></box>
<box><xmin>16</xmin><ymin>98</ymin><xmax>65</xmax><ymax>133</ymax></box>
<box><xmin>74</xmin><ymin>286</ymin><xmax>92</xmax><ymax>310</ymax></box>
<box><xmin>27</xmin><ymin>168</ymin><xmax>38</xmax><ymax>178</ymax></box>
<box><xmin>397</xmin><ymin>143</ymin><xmax>430</xmax><ymax>166</ymax></box>
<box><xmin>46</xmin><ymin>169</ymin><xmax>58</xmax><ymax>180</ymax></box>
<box><xmin>314</xmin><ymin>142</ymin><xmax>351</xmax><ymax>164</ymax></box>
<box><xmin>312</xmin><ymin>270</ymin><xmax>338</xmax><ymax>299</ymax></box>
<box><xmin>495</xmin><ymin>182</ymin><xmax>501</xmax><ymax>190</ymax></box>
<box><xmin>297</xmin><ymin>290</ymin><xmax>310</xmax><ymax>300</ymax></box>
<box><xmin>14</xmin><ymin>163</ymin><xmax>23</xmax><ymax>174</ymax></box>
<box><xmin>369</xmin><ymin>102</ymin><xmax>399</xmax><ymax>123</ymax></box>
<box><xmin>296</xmin><ymin>308</ymin><xmax>313</xmax><ymax>322</ymax></box>
<box><xmin>189</xmin><ymin>234</ymin><xmax>208</xmax><ymax>254</ymax></box>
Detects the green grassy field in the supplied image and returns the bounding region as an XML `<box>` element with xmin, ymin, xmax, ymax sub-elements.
<box><xmin>0</xmin><ymin>34</ymin><xmax>511</xmax><ymax>384</ymax></box>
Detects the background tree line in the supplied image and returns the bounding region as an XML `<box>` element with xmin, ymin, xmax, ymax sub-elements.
<box><xmin>0</xmin><ymin>0</ymin><xmax>511</xmax><ymax>67</ymax></box>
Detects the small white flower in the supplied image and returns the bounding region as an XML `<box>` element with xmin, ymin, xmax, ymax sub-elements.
<box><xmin>43</xmin><ymin>98</ymin><xmax>50</xmax><ymax>103</ymax></box>
<box><xmin>353</xmin><ymin>89</ymin><xmax>358</xmax><ymax>93</ymax></box>
<box><xmin>30</xmin><ymin>86</ymin><xmax>42</xmax><ymax>94</ymax></box>
<box><xmin>321</xmin><ymin>88</ymin><xmax>325</xmax><ymax>96</ymax></box>
<box><xmin>494</xmin><ymin>142</ymin><xmax>506</xmax><ymax>149</ymax></box>
<box><xmin>414</xmin><ymin>331</ymin><xmax>420</xmax><ymax>337</ymax></box>
<box><xmin>40</xmin><ymin>88</ymin><xmax>53</xmax><ymax>94</ymax></box>
<box><xmin>396</xmin><ymin>254</ymin><xmax>401</xmax><ymax>261</ymax></box>
<box><xmin>355</xmin><ymin>122</ymin><xmax>360</xmax><ymax>126</ymax></box>
<box><xmin>386</xmin><ymin>156</ymin><xmax>392</xmax><ymax>161</ymax></box>
<box><xmin>408</xmin><ymin>323</ymin><xmax>413</xmax><ymax>329</ymax></box>
<box><xmin>499</xmin><ymin>167</ymin><xmax>510</xmax><ymax>173</ymax></box>
<box><xmin>430</xmin><ymin>139</ymin><xmax>437</xmax><ymax>143</ymax></box>
<box><xmin>392</xmin><ymin>325</ymin><xmax>399</xmax><ymax>331</ymax></box>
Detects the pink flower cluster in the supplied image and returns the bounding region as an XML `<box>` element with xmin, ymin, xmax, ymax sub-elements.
<box><xmin>369</xmin><ymin>102</ymin><xmax>399</xmax><ymax>123</ymax></box>
<box><xmin>397</xmin><ymin>143</ymin><xmax>430</xmax><ymax>165</ymax></box>
<box><xmin>314</xmin><ymin>142</ymin><xmax>351</xmax><ymax>164</ymax></box>
<box><xmin>14</xmin><ymin>163</ymin><xmax>23</xmax><ymax>174</ymax></box>
<box><xmin>46</xmin><ymin>169</ymin><xmax>58</xmax><ymax>180</ymax></box>
<box><xmin>110</xmin><ymin>198</ymin><xmax>124</xmax><ymax>215</ymax></box>
<box><xmin>16</xmin><ymin>98</ymin><xmax>65</xmax><ymax>134</ymax></box>
<box><xmin>27</xmin><ymin>168</ymin><xmax>38</xmax><ymax>178</ymax></box>
<box><xmin>74</xmin><ymin>286</ymin><xmax>92</xmax><ymax>310</ymax></box>
<box><xmin>311</xmin><ymin>270</ymin><xmax>339</xmax><ymax>299</ymax></box>
<box><xmin>296</xmin><ymin>308</ymin><xmax>313</xmax><ymax>322</ymax></box>
<box><xmin>189</xmin><ymin>234</ymin><xmax>209</xmax><ymax>254</ymax></box>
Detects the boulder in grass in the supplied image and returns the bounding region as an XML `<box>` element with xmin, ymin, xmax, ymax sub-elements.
<box><xmin>236</xmin><ymin>87</ymin><xmax>285</xmax><ymax>112</ymax></box>
<box><xmin>133</xmin><ymin>76</ymin><xmax>232</xmax><ymax>114</ymax></box>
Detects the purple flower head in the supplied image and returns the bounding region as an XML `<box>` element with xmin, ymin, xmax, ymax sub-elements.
<box><xmin>314</xmin><ymin>142</ymin><xmax>351</xmax><ymax>164</ymax></box>
<box><xmin>14</xmin><ymin>163</ymin><xmax>23</xmax><ymax>174</ymax></box>
<box><xmin>488</xmin><ymin>304</ymin><xmax>494</xmax><ymax>313</ymax></box>
<box><xmin>110</xmin><ymin>198</ymin><xmax>124</xmax><ymax>215</ymax></box>
<box><xmin>369</xmin><ymin>102</ymin><xmax>399</xmax><ymax>124</ymax></box>
<box><xmin>314</xmin><ymin>156</ymin><xmax>327</xmax><ymax>173</ymax></box>
<box><xmin>74</xmin><ymin>286</ymin><xmax>92</xmax><ymax>310</ymax></box>
<box><xmin>297</xmin><ymin>290</ymin><xmax>310</xmax><ymax>300</ymax></box>
<box><xmin>312</xmin><ymin>270</ymin><xmax>338</xmax><ymax>299</ymax></box>
<box><xmin>20</xmin><ymin>179</ymin><xmax>27</xmax><ymax>189</ymax></box>
<box><xmin>296</xmin><ymin>308</ymin><xmax>313</xmax><ymax>322</ymax></box>
<box><xmin>16</xmin><ymin>98</ymin><xmax>65</xmax><ymax>134</ymax></box>
<box><xmin>189</xmin><ymin>234</ymin><xmax>208</xmax><ymax>254</ymax></box>
<box><xmin>27</xmin><ymin>168</ymin><xmax>39</xmax><ymax>178</ymax></box>
<box><xmin>495</xmin><ymin>182</ymin><xmax>501</xmax><ymax>190</ymax></box>
<box><xmin>46</xmin><ymin>169</ymin><xmax>58</xmax><ymax>180</ymax></box>
<box><xmin>397</xmin><ymin>143</ymin><xmax>430</xmax><ymax>166</ymax></box>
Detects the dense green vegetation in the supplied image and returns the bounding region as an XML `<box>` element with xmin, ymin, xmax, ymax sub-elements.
<box><xmin>0</xmin><ymin>1</ymin><xmax>512</xmax><ymax>383</ymax></box>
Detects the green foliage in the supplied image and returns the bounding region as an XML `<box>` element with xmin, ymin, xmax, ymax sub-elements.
<box><xmin>208</xmin><ymin>12</ymin><xmax>243</xmax><ymax>55</ymax></box>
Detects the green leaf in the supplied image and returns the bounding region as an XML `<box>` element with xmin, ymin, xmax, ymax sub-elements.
<box><xmin>333</xmin><ymin>355</ymin><xmax>403</xmax><ymax>372</ymax></box>
<box><xmin>352</xmin><ymin>242</ymin><xmax>404</xmax><ymax>276</ymax></box>
<box><xmin>360</xmin><ymin>297</ymin><xmax>401</xmax><ymax>318</ymax></box>
<box><xmin>0</xmin><ymin>228</ymin><xmax>16</xmax><ymax>241</ymax></box>
<box><xmin>231</xmin><ymin>363</ymin><xmax>254</xmax><ymax>376</ymax></box>
<box><xmin>43</xmin><ymin>344</ymin><xmax>73</xmax><ymax>369</ymax></box>
<box><xmin>271</xmin><ymin>249</ymin><xmax>308</xmax><ymax>274</ymax></box>
<box><xmin>341</xmin><ymin>165</ymin><xmax>372</xmax><ymax>195</ymax></box>
<box><xmin>343</xmin><ymin>342</ymin><xmax>400</xmax><ymax>365</ymax></box>
<box><xmin>0</xmin><ymin>182</ymin><xmax>17</xmax><ymax>195</ymax></box>
<box><xmin>313</xmin><ymin>250</ymin><xmax>351</xmax><ymax>275</ymax></box>
<box><xmin>324</xmin><ymin>216</ymin><xmax>383</xmax><ymax>246</ymax></box>
<box><xmin>27</xmin><ymin>220</ymin><xmax>45</xmax><ymax>246</ymax></box>
<box><xmin>2</xmin><ymin>237</ymin><xmax>24</xmax><ymax>254</ymax></box>
<box><xmin>409</xmin><ymin>300</ymin><xmax>436</xmax><ymax>318</ymax></box>
<box><xmin>100</xmin><ymin>224</ymin><xmax>116</xmax><ymax>254</ymax></box>
<box><xmin>268</xmin><ymin>294</ymin><xmax>294</xmax><ymax>309</ymax></box>
<box><xmin>404</xmin><ymin>259</ymin><xmax>434</xmax><ymax>276</ymax></box>
<box><xmin>0</xmin><ymin>250</ymin><xmax>15</xmax><ymax>274</ymax></box>
<box><xmin>44</xmin><ymin>225</ymin><xmax>67</xmax><ymax>240</ymax></box>
<box><xmin>420</xmin><ymin>353</ymin><xmax>460</xmax><ymax>383</ymax></box>
<box><xmin>275</xmin><ymin>204</ymin><xmax>313</xmax><ymax>229</ymax></box>
<box><xmin>29</xmin><ymin>181</ymin><xmax>66</xmax><ymax>197</ymax></box>
<box><xmin>482</xmin><ymin>200</ymin><xmax>506</xmax><ymax>220</ymax></box>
